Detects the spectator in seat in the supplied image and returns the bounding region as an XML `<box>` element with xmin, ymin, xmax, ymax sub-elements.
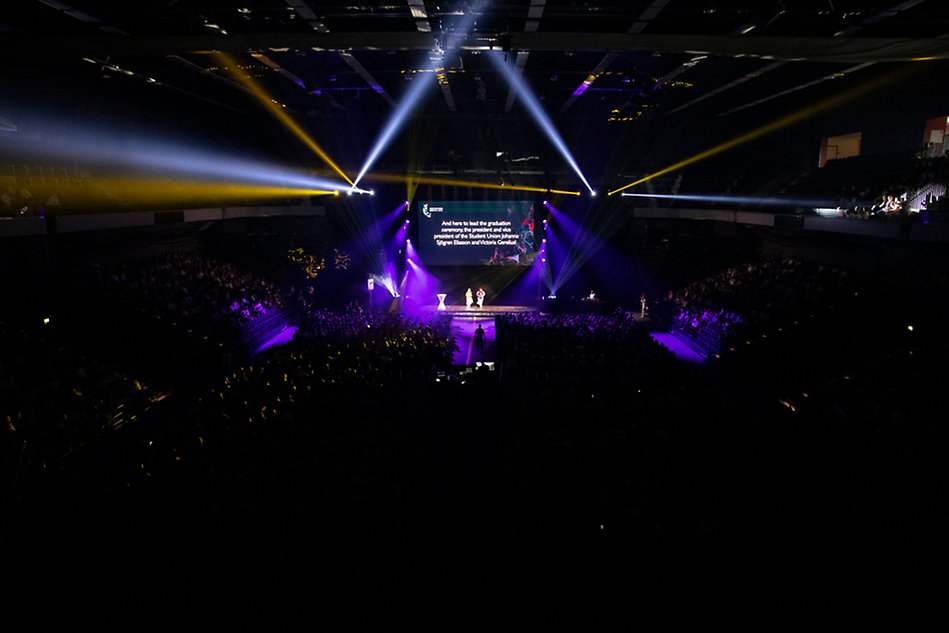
<box><xmin>884</xmin><ymin>195</ymin><xmax>903</xmax><ymax>215</ymax></box>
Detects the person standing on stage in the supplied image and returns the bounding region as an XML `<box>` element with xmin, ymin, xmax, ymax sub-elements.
<box><xmin>476</xmin><ymin>287</ymin><xmax>485</xmax><ymax>308</ymax></box>
<box><xmin>465</xmin><ymin>287</ymin><xmax>473</xmax><ymax>308</ymax></box>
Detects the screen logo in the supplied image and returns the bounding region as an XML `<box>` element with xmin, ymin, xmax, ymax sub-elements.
<box><xmin>421</xmin><ymin>203</ymin><xmax>443</xmax><ymax>218</ymax></box>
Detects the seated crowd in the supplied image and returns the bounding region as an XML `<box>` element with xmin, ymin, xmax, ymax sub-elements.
<box><xmin>2</xmin><ymin>238</ymin><xmax>944</xmax><ymax>617</ymax></box>
<box><xmin>494</xmin><ymin>310</ymin><xmax>678</xmax><ymax>396</ymax></box>
<box><xmin>656</xmin><ymin>254</ymin><xmax>855</xmax><ymax>354</ymax></box>
<box><xmin>0</xmin><ymin>319</ymin><xmax>163</xmax><ymax>485</ymax></box>
<box><xmin>838</xmin><ymin>155</ymin><xmax>949</xmax><ymax>219</ymax></box>
<box><xmin>101</xmin><ymin>251</ymin><xmax>289</xmax><ymax>344</ymax></box>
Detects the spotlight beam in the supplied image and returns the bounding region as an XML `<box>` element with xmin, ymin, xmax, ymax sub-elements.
<box><xmin>544</xmin><ymin>198</ymin><xmax>629</xmax><ymax>295</ymax></box>
<box><xmin>351</xmin><ymin>72</ymin><xmax>437</xmax><ymax>188</ymax></box>
<box><xmin>4</xmin><ymin>114</ymin><xmax>355</xmax><ymax>194</ymax></box>
<box><xmin>488</xmin><ymin>50</ymin><xmax>596</xmax><ymax>195</ymax></box>
<box><xmin>352</xmin><ymin>1</ymin><xmax>489</xmax><ymax>189</ymax></box>
<box><xmin>78</xmin><ymin>177</ymin><xmax>338</xmax><ymax>206</ymax></box>
<box><xmin>607</xmin><ymin>63</ymin><xmax>921</xmax><ymax>196</ymax></box>
<box><xmin>620</xmin><ymin>192</ymin><xmax>838</xmax><ymax>207</ymax></box>
<box><xmin>336</xmin><ymin>201</ymin><xmax>406</xmax><ymax>303</ymax></box>
<box><xmin>212</xmin><ymin>51</ymin><xmax>355</xmax><ymax>186</ymax></box>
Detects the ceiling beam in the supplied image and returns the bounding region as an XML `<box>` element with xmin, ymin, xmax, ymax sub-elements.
<box><xmin>504</xmin><ymin>0</ymin><xmax>546</xmax><ymax>113</ymax></box>
<box><xmin>708</xmin><ymin>0</ymin><xmax>933</xmax><ymax>117</ymax></box>
<box><xmin>435</xmin><ymin>63</ymin><xmax>457</xmax><ymax>112</ymax></box>
<box><xmin>616</xmin><ymin>21</ymin><xmax>754</xmax><ymax>116</ymax></box>
<box><xmin>34</xmin><ymin>0</ymin><xmax>129</xmax><ymax>35</ymax></box>
<box><xmin>716</xmin><ymin>62</ymin><xmax>878</xmax><ymax>117</ymax></box>
<box><xmin>338</xmin><ymin>51</ymin><xmax>397</xmax><ymax>107</ymax></box>
<box><xmin>7</xmin><ymin>33</ymin><xmax>949</xmax><ymax>63</ymax></box>
<box><xmin>283</xmin><ymin>0</ymin><xmax>396</xmax><ymax>108</ymax></box>
<box><xmin>406</xmin><ymin>0</ymin><xmax>432</xmax><ymax>33</ymax></box>
<box><xmin>407</xmin><ymin>1</ymin><xmax>456</xmax><ymax>111</ymax></box>
<box><xmin>523</xmin><ymin>31</ymin><xmax>949</xmax><ymax>65</ymax></box>
<box><xmin>560</xmin><ymin>0</ymin><xmax>670</xmax><ymax>113</ymax></box>
<box><xmin>249</xmin><ymin>50</ymin><xmax>347</xmax><ymax>110</ymax></box>
<box><xmin>250</xmin><ymin>51</ymin><xmax>306</xmax><ymax>89</ymax></box>
<box><xmin>666</xmin><ymin>60</ymin><xmax>787</xmax><ymax>115</ymax></box>
<box><xmin>168</xmin><ymin>53</ymin><xmax>260</xmax><ymax>97</ymax></box>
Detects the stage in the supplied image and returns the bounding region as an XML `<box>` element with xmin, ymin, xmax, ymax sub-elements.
<box><xmin>426</xmin><ymin>304</ymin><xmax>540</xmax><ymax>319</ymax></box>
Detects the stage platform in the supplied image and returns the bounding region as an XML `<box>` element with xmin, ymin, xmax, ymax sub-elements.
<box><xmin>416</xmin><ymin>303</ymin><xmax>656</xmax><ymax>324</ymax></box>
<box><xmin>426</xmin><ymin>304</ymin><xmax>539</xmax><ymax>319</ymax></box>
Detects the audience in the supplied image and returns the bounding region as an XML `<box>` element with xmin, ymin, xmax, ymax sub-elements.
<box><xmin>101</xmin><ymin>251</ymin><xmax>289</xmax><ymax>345</ymax></box>
<box><xmin>1</xmin><ymin>238</ymin><xmax>945</xmax><ymax>623</ymax></box>
<box><xmin>655</xmin><ymin>254</ymin><xmax>854</xmax><ymax>354</ymax></box>
<box><xmin>0</xmin><ymin>319</ymin><xmax>163</xmax><ymax>483</ymax></box>
<box><xmin>495</xmin><ymin>309</ymin><xmax>677</xmax><ymax>393</ymax></box>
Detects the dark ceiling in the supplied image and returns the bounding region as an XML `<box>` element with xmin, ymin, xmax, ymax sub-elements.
<box><xmin>3</xmin><ymin>1</ymin><xmax>949</xmax><ymax>194</ymax></box>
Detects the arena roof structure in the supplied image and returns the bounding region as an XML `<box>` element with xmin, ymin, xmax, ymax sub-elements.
<box><xmin>3</xmin><ymin>1</ymin><xmax>949</xmax><ymax>196</ymax></box>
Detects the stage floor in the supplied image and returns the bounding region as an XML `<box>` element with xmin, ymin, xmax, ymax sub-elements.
<box><xmin>428</xmin><ymin>304</ymin><xmax>539</xmax><ymax>318</ymax></box>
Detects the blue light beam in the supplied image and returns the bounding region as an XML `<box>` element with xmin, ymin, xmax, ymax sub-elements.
<box><xmin>489</xmin><ymin>51</ymin><xmax>596</xmax><ymax>196</ymax></box>
<box><xmin>620</xmin><ymin>192</ymin><xmax>839</xmax><ymax>207</ymax></box>
<box><xmin>351</xmin><ymin>73</ymin><xmax>437</xmax><ymax>189</ymax></box>
<box><xmin>351</xmin><ymin>1</ymin><xmax>489</xmax><ymax>188</ymax></box>
<box><xmin>5</xmin><ymin>120</ymin><xmax>355</xmax><ymax>193</ymax></box>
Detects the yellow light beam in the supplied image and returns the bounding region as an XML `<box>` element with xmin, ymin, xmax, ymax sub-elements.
<box><xmin>368</xmin><ymin>172</ymin><xmax>581</xmax><ymax>196</ymax></box>
<box><xmin>211</xmin><ymin>51</ymin><xmax>355</xmax><ymax>186</ymax></box>
<box><xmin>608</xmin><ymin>63</ymin><xmax>920</xmax><ymax>196</ymax></box>
<box><xmin>79</xmin><ymin>178</ymin><xmax>338</xmax><ymax>206</ymax></box>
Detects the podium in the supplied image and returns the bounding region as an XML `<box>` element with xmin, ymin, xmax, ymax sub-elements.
<box><xmin>436</xmin><ymin>293</ymin><xmax>447</xmax><ymax>310</ymax></box>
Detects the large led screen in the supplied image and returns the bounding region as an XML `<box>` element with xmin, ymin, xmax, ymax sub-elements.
<box><xmin>417</xmin><ymin>200</ymin><xmax>536</xmax><ymax>266</ymax></box>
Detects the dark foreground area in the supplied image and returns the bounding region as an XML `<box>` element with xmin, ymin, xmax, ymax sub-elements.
<box><xmin>3</xmin><ymin>254</ymin><xmax>947</xmax><ymax>631</ymax></box>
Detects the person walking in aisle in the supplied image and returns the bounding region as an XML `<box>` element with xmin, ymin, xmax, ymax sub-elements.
<box><xmin>474</xmin><ymin>322</ymin><xmax>485</xmax><ymax>352</ymax></box>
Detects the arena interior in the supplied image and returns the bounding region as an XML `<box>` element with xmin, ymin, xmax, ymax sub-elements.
<box><xmin>3</xmin><ymin>1</ymin><xmax>949</xmax><ymax>629</ymax></box>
